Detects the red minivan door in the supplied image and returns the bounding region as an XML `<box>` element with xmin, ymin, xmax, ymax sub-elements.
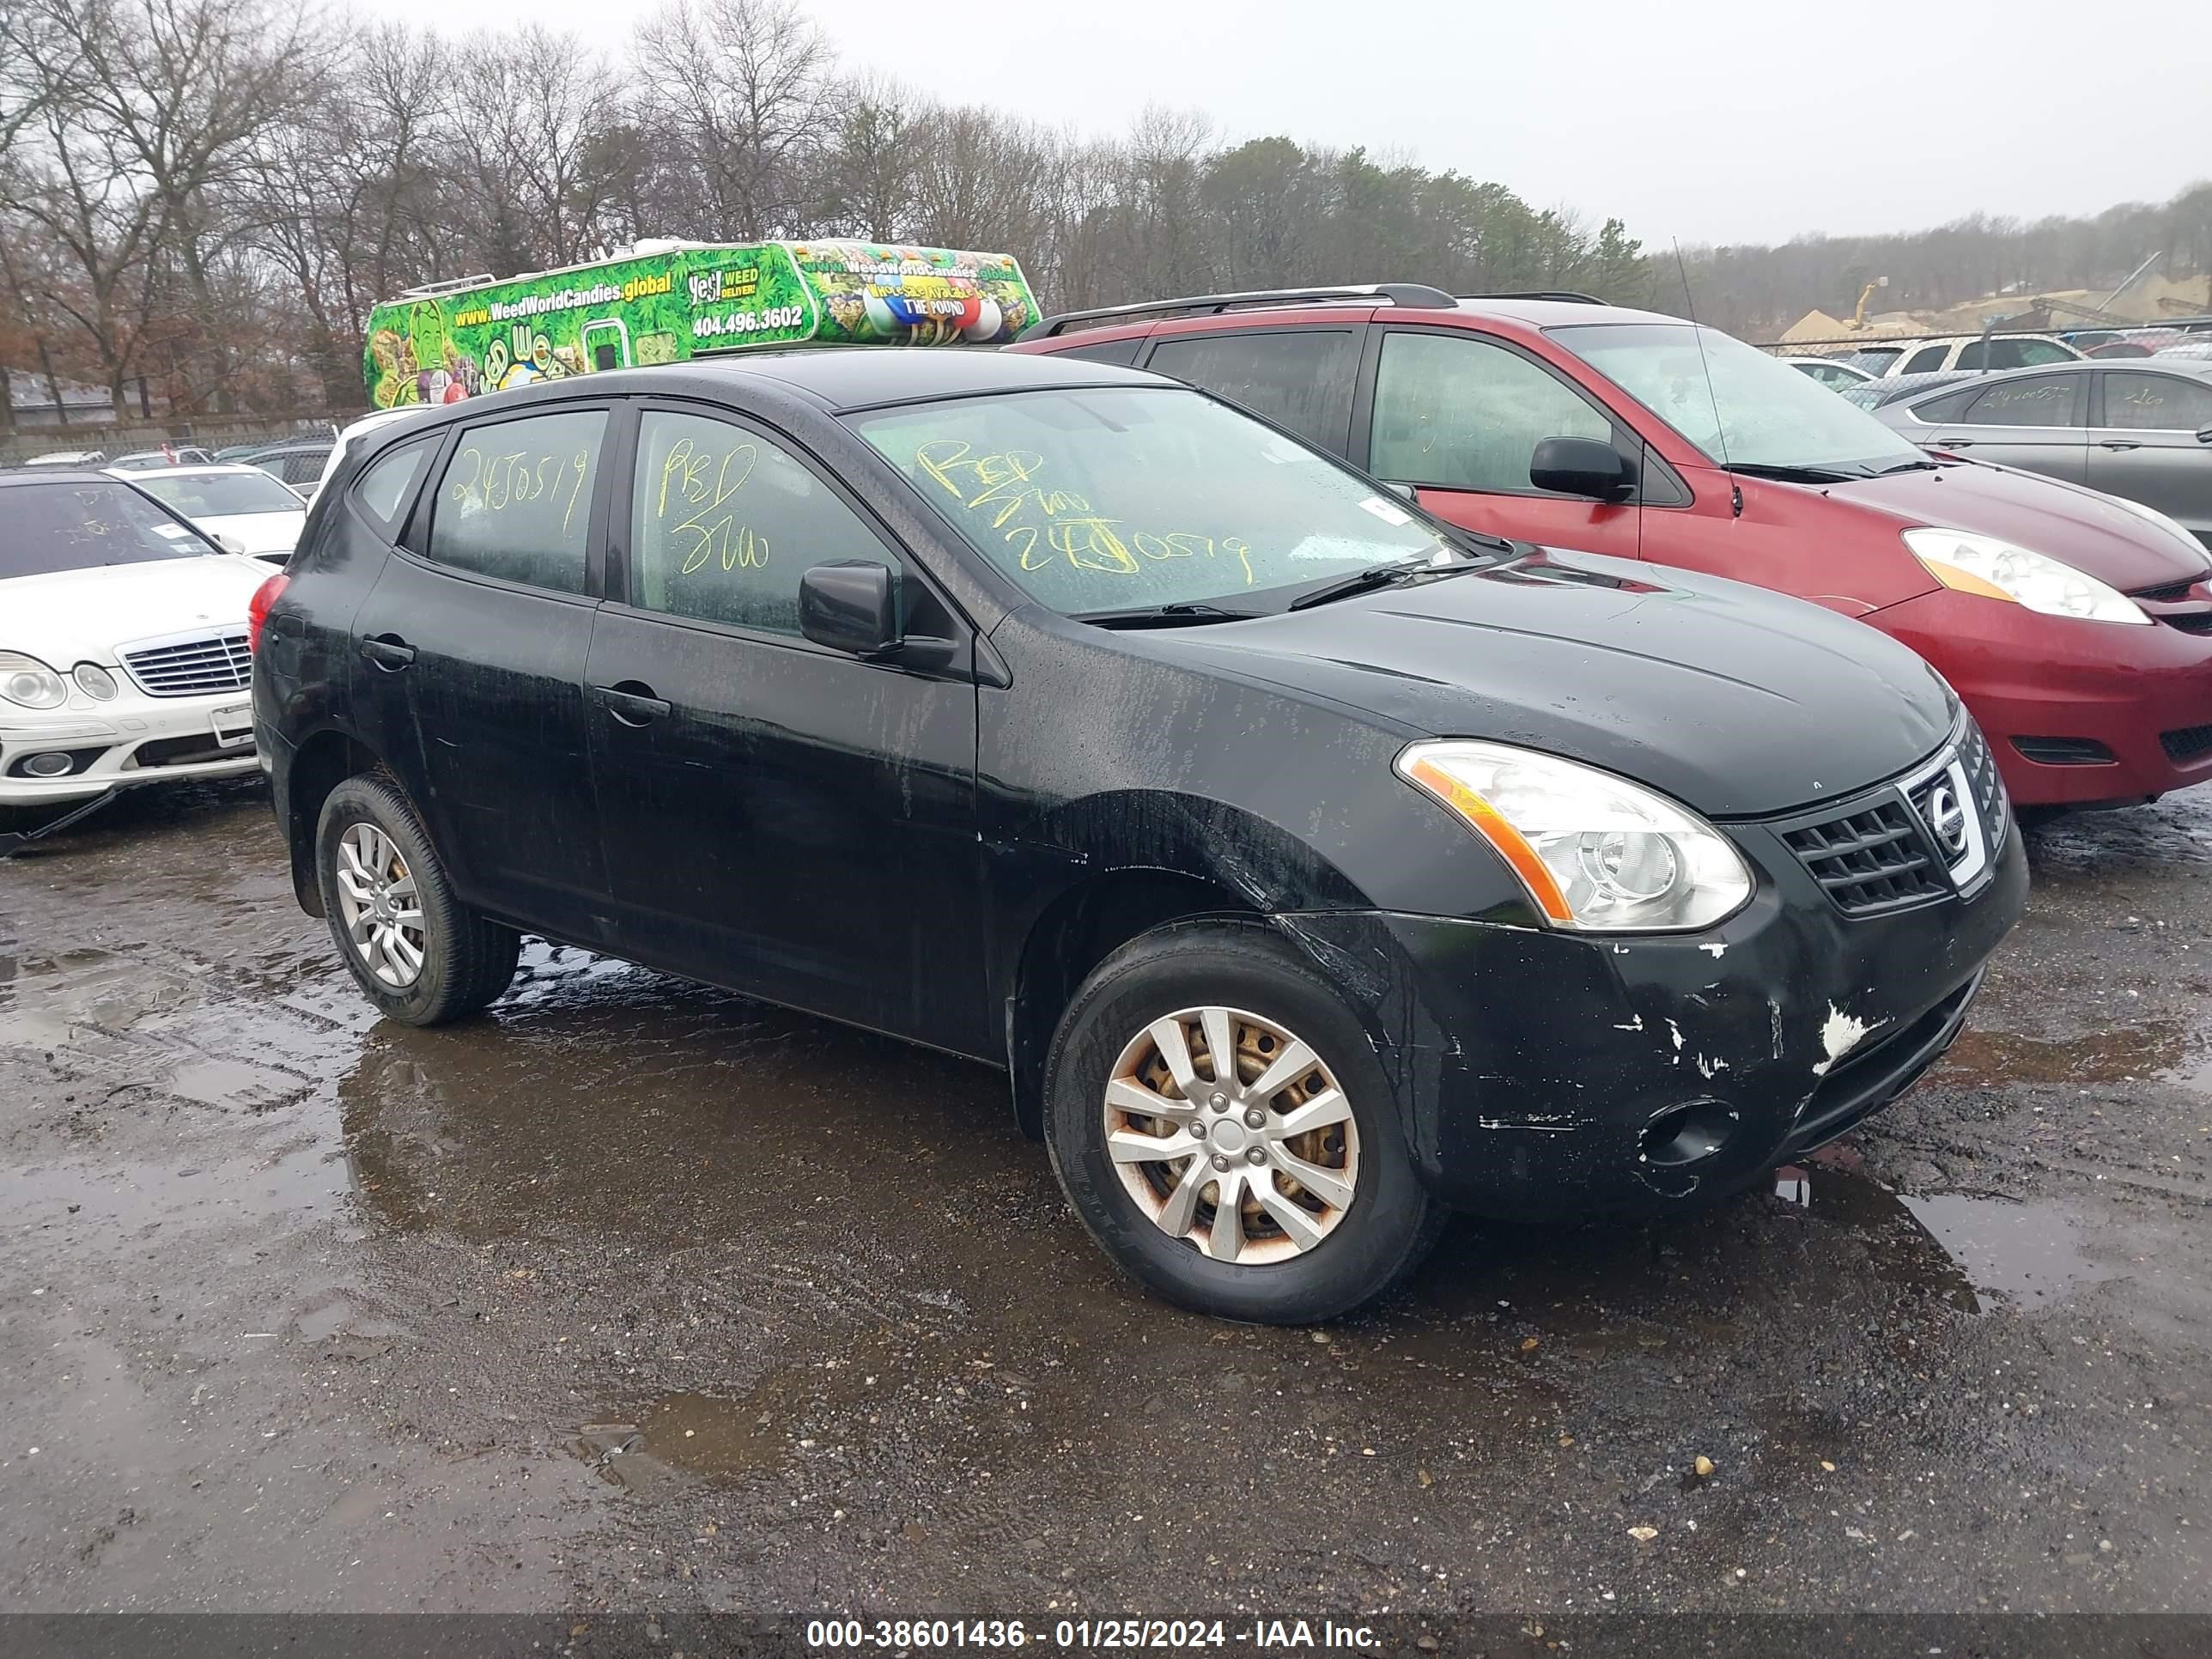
<box><xmin>1356</xmin><ymin>327</ymin><xmax>1644</xmax><ymax>558</ymax></box>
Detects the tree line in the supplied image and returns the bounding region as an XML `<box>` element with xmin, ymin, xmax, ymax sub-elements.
<box><xmin>1</xmin><ymin>0</ymin><xmax>2204</xmax><ymax>423</ymax></box>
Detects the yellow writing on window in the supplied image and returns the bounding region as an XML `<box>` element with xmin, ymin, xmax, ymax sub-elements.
<box><xmin>448</xmin><ymin>445</ymin><xmax>592</xmax><ymax>535</ymax></box>
<box><xmin>915</xmin><ymin>442</ymin><xmax>1254</xmax><ymax>586</ymax></box>
<box><xmin>653</xmin><ymin>435</ymin><xmax>769</xmax><ymax>574</ymax></box>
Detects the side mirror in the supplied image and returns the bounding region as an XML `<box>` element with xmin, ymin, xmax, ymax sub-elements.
<box><xmin>1529</xmin><ymin>436</ymin><xmax>1634</xmax><ymax>501</ymax></box>
<box><xmin>799</xmin><ymin>560</ymin><xmax>900</xmax><ymax>657</ymax></box>
<box><xmin>214</xmin><ymin>532</ymin><xmax>247</xmax><ymax>556</ymax></box>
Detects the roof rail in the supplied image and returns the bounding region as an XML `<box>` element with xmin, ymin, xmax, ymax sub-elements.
<box><xmin>1019</xmin><ymin>283</ymin><xmax>1456</xmax><ymax>339</ymax></box>
<box><xmin>397</xmin><ymin>273</ymin><xmax>499</xmax><ymax>299</ymax></box>
<box><xmin>1461</xmin><ymin>289</ymin><xmax>1607</xmax><ymax>305</ymax></box>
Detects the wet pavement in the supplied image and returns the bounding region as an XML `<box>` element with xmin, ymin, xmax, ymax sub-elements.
<box><xmin>2</xmin><ymin>780</ymin><xmax>2209</xmax><ymax>1619</ymax></box>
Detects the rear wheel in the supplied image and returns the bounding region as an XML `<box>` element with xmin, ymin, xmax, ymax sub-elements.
<box><xmin>315</xmin><ymin>774</ymin><xmax>519</xmax><ymax>1025</ymax></box>
<box><xmin>1044</xmin><ymin>922</ymin><xmax>1440</xmax><ymax>1323</ymax></box>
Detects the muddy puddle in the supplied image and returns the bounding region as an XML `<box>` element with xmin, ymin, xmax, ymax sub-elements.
<box><xmin>1773</xmin><ymin>1160</ymin><xmax>2118</xmax><ymax>1313</ymax></box>
<box><xmin>1937</xmin><ymin>1018</ymin><xmax>2206</xmax><ymax>1090</ymax></box>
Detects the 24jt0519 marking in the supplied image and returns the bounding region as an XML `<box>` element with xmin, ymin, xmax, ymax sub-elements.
<box><xmin>1104</xmin><ymin>1006</ymin><xmax>1359</xmax><ymax>1265</ymax></box>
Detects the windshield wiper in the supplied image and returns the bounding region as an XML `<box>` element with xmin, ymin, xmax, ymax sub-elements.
<box><xmin>1073</xmin><ymin>601</ymin><xmax>1261</xmax><ymax>629</ymax></box>
<box><xmin>1723</xmin><ymin>461</ymin><xmax>1867</xmax><ymax>484</ymax></box>
<box><xmin>1873</xmin><ymin>457</ymin><xmax>1941</xmax><ymax>475</ymax></box>
<box><xmin>1287</xmin><ymin>556</ymin><xmax>1477</xmax><ymax>612</ymax></box>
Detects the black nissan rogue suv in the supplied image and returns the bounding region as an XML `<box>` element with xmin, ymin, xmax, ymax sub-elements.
<box><xmin>249</xmin><ymin>349</ymin><xmax>2026</xmax><ymax>1322</ymax></box>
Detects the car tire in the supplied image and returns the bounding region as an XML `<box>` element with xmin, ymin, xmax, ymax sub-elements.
<box><xmin>1043</xmin><ymin>920</ymin><xmax>1443</xmax><ymax>1324</ymax></box>
<box><xmin>314</xmin><ymin>772</ymin><xmax>520</xmax><ymax>1026</ymax></box>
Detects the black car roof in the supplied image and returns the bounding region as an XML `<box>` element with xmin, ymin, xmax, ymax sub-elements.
<box><xmin>0</xmin><ymin>467</ymin><xmax>122</xmax><ymax>487</ymax></box>
<box><xmin>580</xmin><ymin>348</ymin><xmax>1164</xmax><ymax>413</ymax></box>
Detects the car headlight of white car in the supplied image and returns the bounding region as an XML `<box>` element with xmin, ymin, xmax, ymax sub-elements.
<box><xmin>1396</xmin><ymin>739</ymin><xmax>1754</xmax><ymax>932</ymax></box>
<box><xmin>1904</xmin><ymin>528</ymin><xmax>2150</xmax><ymax>624</ymax></box>
<box><xmin>0</xmin><ymin>651</ymin><xmax>70</xmax><ymax>709</ymax></box>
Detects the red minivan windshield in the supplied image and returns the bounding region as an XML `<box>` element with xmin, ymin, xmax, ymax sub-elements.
<box><xmin>1553</xmin><ymin>323</ymin><xmax>1929</xmax><ymax>478</ymax></box>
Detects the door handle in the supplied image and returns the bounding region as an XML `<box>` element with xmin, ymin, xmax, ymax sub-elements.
<box><xmin>2098</xmin><ymin>440</ymin><xmax>2143</xmax><ymax>451</ymax></box>
<box><xmin>1939</xmin><ymin>438</ymin><xmax>1974</xmax><ymax>447</ymax></box>
<box><xmin>591</xmin><ymin>681</ymin><xmax>671</xmax><ymax>726</ymax></box>
<box><xmin>360</xmin><ymin>635</ymin><xmax>416</xmax><ymax>670</ymax></box>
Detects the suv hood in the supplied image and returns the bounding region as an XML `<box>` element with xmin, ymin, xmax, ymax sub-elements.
<box><xmin>1164</xmin><ymin>550</ymin><xmax>1955</xmax><ymax>818</ymax></box>
<box><xmin>1</xmin><ymin>556</ymin><xmax>268</xmax><ymax>664</ymax></box>
<box><xmin>1824</xmin><ymin>459</ymin><xmax>2211</xmax><ymax>593</ymax></box>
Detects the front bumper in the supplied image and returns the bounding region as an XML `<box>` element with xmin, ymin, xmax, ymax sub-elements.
<box><xmin>1277</xmin><ymin>750</ymin><xmax>2029</xmax><ymax>1220</ymax></box>
<box><xmin>0</xmin><ymin>684</ymin><xmax>258</xmax><ymax>806</ymax></box>
<box><xmin>1875</xmin><ymin>587</ymin><xmax>2212</xmax><ymax>806</ymax></box>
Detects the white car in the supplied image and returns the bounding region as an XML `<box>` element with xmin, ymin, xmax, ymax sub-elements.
<box><xmin>111</xmin><ymin>463</ymin><xmax>307</xmax><ymax>563</ymax></box>
<box><xmin>2</xmin><ymin>468</ymin><xmax>271</xmax><ymax>825</ymax></box>
<box><xmin>307</xmin><ymin>407</ymin><xmax>432</xmax><ymax>507</ymax></box>
<box><xmin>1778</xmin><ymin>355</ymin><xmax>1876</xmax><ymax>390</ymax></box>
<box><xmin>1856</xmin><ymin>333</ymin><xmax>2086</xmax><ymax>378</ymax></box>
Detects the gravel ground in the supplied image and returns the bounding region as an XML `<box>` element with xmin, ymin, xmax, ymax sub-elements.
<box><xmin>1</xmin><ymin>778</ymin><xmax>2207</xmax><ymax>1624</ymax></box>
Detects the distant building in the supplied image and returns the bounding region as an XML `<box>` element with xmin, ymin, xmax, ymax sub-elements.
<box><xmin>4</xmin><ymin>368</ymin><xmax>112</xmax><ymax>428</ymax></box>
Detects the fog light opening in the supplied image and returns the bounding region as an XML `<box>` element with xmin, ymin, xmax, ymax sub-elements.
<box><xmin>1638</xmin><ymin>1099</ymin><xmax>1736</xmax><ymax>1170</ymax></box>
<box><xmin>21</xmin><ymin>751</ymin><xmax>76</xmax><ymax>779</ymax></box>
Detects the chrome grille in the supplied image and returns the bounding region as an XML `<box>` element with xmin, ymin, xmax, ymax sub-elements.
<box><xmin>121</xmin><ymin>631</ymin><xmax>252</xmax><ymax>697</ymax></box>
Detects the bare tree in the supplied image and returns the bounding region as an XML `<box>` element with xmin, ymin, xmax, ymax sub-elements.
<box><xmin>630</xmin><ymin>0</ymin><xmax>831</xmax><ymax>239</ymax></box>
<box><xmin>26</xmin><ymin>0</ymin><xmax>326</xmax><ymax>410</ymax></box>
<box><xmin>435</xmin><ymin>27</ymin><xmax>619</xmax><ymax>277</ymax></box>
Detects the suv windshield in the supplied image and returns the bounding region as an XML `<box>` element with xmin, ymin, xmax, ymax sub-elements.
<box><xmin>848</xmin><ymin>386</ymin><xmax>1463</xmax><ymax>617</ymax></box>
<box><xmin>1555</xmin><ymin>324</ymin><xmax>1926</xmax><ymax>475</ymax></box>
<box><xmin>131</xmin><ymin>471</ymin><xmax>303</xmax><ymax>517</ymax></box>
<box><xmin>3</xmin><ymin>481</ymin><xmax>216</xmax><ymax>578</ymax></box>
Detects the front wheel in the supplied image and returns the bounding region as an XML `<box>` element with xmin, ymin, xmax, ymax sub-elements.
<box><xmin>314</xmin><ymin>773</ymin><xmax>520</xmax><ymax>1026</ymax></box>
<box><xmin>1043</xmin><ymin>921</ymin><xmax>1441</xmax><ymax>1324</ymax></box>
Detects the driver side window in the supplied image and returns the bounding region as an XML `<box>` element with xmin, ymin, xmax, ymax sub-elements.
<box><xmin>1370</xmin><ymin>331</ymin><xmax>1613</xmax><ymax>494</ymax></box>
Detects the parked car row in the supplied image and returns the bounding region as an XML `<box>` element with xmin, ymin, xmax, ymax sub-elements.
<box><xmin>15</xmin><ymin>280</ymin><xmax>2212</xmax><ymax>1323</ymax></box>
<box><xmin>21</xmin><ymin>434</ymin><xmax>334</xmax><ymax>497</ymax></box>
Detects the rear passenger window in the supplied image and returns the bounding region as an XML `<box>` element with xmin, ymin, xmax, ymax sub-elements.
<box><xmin>1145</xmin><ymin>331</ymin><xmax>1357</xmax><ymax>450</ymax></box>
<box><xmin>353</xmin><ymin>440</ymin><xmax>431</xmax><ymax>530</ymax></box>
<box><xmin>1899</xmin><ymin>345</ymin><xmax>1950</xmax><ymax>375</ymax></box>
<box><xmin>1960</xmin><ymin>375</ymin><xmax>2078</xmax><ymax>427</ymax></box>
<box><xmin>1906</xmin><ymin>386</ymin><xmax>1980</xmax><ymax>422</ymax></box>
<box><xmin>427</xmin><ymin>409</ymin><xmax>606</xmax><ymax>593</ymax></box>
<box><xmin>1370</xmin><ymin>331</ymin><xmax>1613</xmax><ymax>493</ymax></box>
<box><xmin>629</xmin><ymin>408</ymin><xmax>895</xmax><ymax>636</ymax></box>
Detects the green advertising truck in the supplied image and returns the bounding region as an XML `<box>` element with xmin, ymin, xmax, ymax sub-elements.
<box><xmin>363</xmin><ymin>239</ymin><xmax>1042</xmax><ymax>410</ymax></box>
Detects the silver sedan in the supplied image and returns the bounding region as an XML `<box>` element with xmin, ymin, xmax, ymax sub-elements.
<box><xmin>1869</xmin><ymin>358</ymin><xmax>2212</xmax><ymax>550</ymax></box>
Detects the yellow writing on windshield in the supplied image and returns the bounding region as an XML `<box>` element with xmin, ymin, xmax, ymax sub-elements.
<box><xmin>915</xmin><ymin>441</ymin><xmax>1254</xmax><ymax>586</ymax></box>
<box><xmin>448</xmin><ymin>445</ymin><xmax>592</xmax><ymax>535</ymax></box>
<box><xmin>653</xmin><ymin>435</ymin><xmax>768</xmax><ymax>574</ymax></box>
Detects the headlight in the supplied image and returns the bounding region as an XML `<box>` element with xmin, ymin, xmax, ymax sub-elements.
<box><xmin>72</xmin><ymin>662</ymin><xmax>118</xmax><ymax>700</ymax></box>
<box><xmin>0</xmin><ymin>652</ymin><xmax>68</xmax><ymax>709</ymax></box>
<box><xmin>1395</xmin><ymin>739</ymin><xmax>1754</xmax><ymax>932</ymax></box>
<box><xmin>1903</xmin><ymin>528</ymin><xmax>2150</xmax><ymax>624</ymax></box>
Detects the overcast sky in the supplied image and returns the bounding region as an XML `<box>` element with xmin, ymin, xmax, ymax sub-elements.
<box><xmin>356</xmin><ymin>0</ymin><xmax>2208</xmax><ymax>248</ymax></box>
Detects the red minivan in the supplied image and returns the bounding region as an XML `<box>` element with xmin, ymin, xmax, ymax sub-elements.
<box><xmin>1012</xmin><ymin>286</ymin><xmax>2212</xmax><ymax>808</ymax></box>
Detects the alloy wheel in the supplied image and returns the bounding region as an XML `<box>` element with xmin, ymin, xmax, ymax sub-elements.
<box><xmin>333</xmin><ymin>821</ymin><xmax>427</xmax><ymax>988</ymax></box>
<box><xmin>1103</xmin><ymin>1006</ymin><xmax>1359</xmax><ymax>1265</ymax></box>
